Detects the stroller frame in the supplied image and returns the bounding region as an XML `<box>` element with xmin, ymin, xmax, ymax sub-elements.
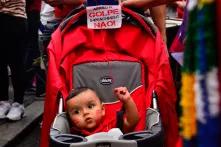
<box><xmin>40</xmin><ymin>4</ymin><xmax>178</xmax><ymax>147</ymax></box>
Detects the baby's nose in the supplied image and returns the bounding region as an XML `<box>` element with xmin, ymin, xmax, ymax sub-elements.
<box><xmin>82</xmin><ymin>108</ymin><xmax>90</xmax><ymax>115</ymax></box>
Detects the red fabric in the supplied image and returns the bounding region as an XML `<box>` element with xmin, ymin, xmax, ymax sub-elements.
<box><xmin>177</xmin><ymin>7</ymin><xmax>184</xmax><ymax>18</ymax></box>
<box><xmin>175</xmin><ymin>0</ymin><xmax>186</xmax><ymax>18</ymax></box>
<box><xmin>40</xmin><ymin>7</ymin><xmax>179</xmax><ymax>147</ymax></box>
<box><xmin>175</xmin><ymin>136</ymin><xmax>183</xmax><ymax>147</ymax></box>
<box><xmin>170</xmin><ymin>35</ymin><xmax>184</xmax><ymax>53</ymax></box>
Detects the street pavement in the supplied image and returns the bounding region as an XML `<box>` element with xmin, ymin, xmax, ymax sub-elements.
<box><xmin>16</xmin><ymin>121</ymin><xmax>41</xmax><ymax>147</ymax></box>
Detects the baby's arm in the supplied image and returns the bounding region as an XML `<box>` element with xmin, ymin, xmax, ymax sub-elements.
<box><xmin>114</xmin><ymin>87</ymin><xmax>139</xmax><ymax>132</ymax></box>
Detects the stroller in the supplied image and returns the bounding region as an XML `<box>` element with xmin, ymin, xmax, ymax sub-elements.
<box><xmin>40</xmin><ymin>5</ymin><xmax>179</xmax><ymax>147</ymax></box>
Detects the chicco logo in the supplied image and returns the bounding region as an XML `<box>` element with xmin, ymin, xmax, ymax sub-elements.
<box><xmin>100</xmin><ymin>76</ymin><xmax>113</xmax><ymax>85</ymax></box>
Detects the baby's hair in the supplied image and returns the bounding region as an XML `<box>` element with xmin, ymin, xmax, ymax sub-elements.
<box><xmin>66</xmin><ymin>86</ymin><xmax>101</xmax><ymax>102</ymax></box>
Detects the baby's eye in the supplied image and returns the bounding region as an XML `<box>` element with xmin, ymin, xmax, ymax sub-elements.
<box><xmin>88</xmin><ymin>104</ymin><xmax>95</xmax><ymax>109</ymax></box>
<box><xmin>72</xmin><ymin>109</ymin><xmax>80</xmax><ymax>114</ymax></box>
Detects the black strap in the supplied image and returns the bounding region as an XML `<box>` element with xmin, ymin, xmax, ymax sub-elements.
<box><xmin>116</xmin><ymin>109</ymin><xmax>124</xmax><ymax>131</ymax></box>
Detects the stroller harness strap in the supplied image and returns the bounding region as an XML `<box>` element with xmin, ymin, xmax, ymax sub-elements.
<box><xmin>116</xmin><ymin>108</ymin><xmax>124</xmax><ymax>132</ymax></box>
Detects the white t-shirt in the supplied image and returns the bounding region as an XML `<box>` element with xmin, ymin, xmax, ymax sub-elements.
<box><xmin>40</xmin><ymin>1</ymin><xmax>55</xmax><ymax>25</ymax></box>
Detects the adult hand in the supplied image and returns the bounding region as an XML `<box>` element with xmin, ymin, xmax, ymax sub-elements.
<box><xmin>174</xmin><ymin>0</ymin><xmax>186</xmax><ymax>9</ymax></box>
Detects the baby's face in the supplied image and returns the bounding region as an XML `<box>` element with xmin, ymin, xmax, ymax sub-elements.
<box><xmin>66</xmin><ymin>89</ymin><xmax>105</xmax><ymax>131</ymax></box>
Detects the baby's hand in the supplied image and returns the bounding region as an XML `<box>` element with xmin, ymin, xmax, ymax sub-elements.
<box><xmin>114</xmin><ymin>87</ymin><xmax>131</xmax><ymax>103</ymax></box>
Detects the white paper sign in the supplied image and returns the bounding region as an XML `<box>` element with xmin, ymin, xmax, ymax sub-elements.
<box><xmin>86</xmin><ymin>5</ymin><xmax>122</xmax><ymax>29</ymax></box>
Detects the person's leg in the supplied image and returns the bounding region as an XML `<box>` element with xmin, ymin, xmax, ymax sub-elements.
<box><xmin>8</xmin><ymin>16</ymin><xmax>27</xmax><ymax>104</ymax></box>
<box><xmin>0</xmin><ymin>13</ymin><xmax>12</xmax><ymax>118</ymax></box>
<box><xmin>0</xmin><ymin>13</ymin><xmax>10</xmax><ymax>101</ymax></box>
<box><xmin>5</xmin><ymin>15</ymin><xmax>27</xmax><ymax>121</ymax></box>
<box><xmin>0</xmin><ymin>64</ymin><xmax>9</xmax><ymax>101</ymax></box>
<box><xmin>24</xmin><ymin>10</ymin><xmax>41</xmax><ymax>90</ymax></box>
<box><xmin>0</xmin><ymin>63</ymin><xmax>11</xmax><ymax>119</ymax></box>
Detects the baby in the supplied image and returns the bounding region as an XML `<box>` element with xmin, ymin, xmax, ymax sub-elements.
<box><xmin>66</xmin><ymin>86</ymin><xmax>139</xmax><ymax>135</ymax></box>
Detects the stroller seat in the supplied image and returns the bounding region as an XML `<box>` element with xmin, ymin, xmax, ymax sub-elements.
<box><xmin>40</xmin><ymin>6</ymin><xmax>179</xmax><ymax>147</ymax></box>
<box><xmin>50</xmin><ymin>108</ymin><xmax>163</xmax><ymax>147</ymax></box>
<box><xmin>50</xmin><ymin>59</ymin><xmax>163</xmax><ymax>147</ymax></box>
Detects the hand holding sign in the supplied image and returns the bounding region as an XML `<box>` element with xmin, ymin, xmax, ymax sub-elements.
<box><xmin>86</xmin><ymin>0</ymin><xmax>122</xmax><ymax>29</ymax></box>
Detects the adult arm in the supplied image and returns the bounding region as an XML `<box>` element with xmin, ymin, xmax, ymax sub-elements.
<box><xmin>150</xmin><ymin>5</ymin><xmax>167</xmax><ymax>42</ymax></box>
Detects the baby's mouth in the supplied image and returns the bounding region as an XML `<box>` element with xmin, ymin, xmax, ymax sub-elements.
<box><xmin>85</xmin><ymin>117</ymin><xmax>93</xmax><ymax>123</ymax></box>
